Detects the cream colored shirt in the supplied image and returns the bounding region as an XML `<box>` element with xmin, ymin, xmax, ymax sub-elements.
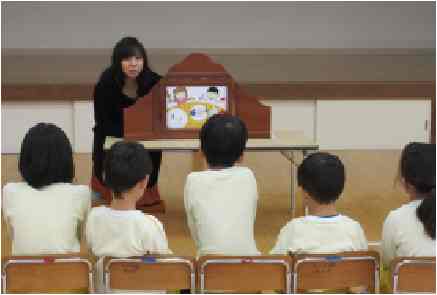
<box><xmin>270</xmin><ymin>214</ymin><xmax>368</xmax><ymax>254</ymax></box>
<box><xmin>184</xmin><ymin>166</ymin><xmax>260</xmax><ymax>256</ymax></box>
<box><xmin>2</xmin><ymin>182</ymin><xmax>91</xmax><ymax>255</ymax></box>
<box><xmin>85</xmin><ymin>206</ymin><xmax>171</xmax><ymax>257</ymax></box>
<box><xmin>382</xmin><ymin>199</ymin><xmax>436</xmax><ymax>266</ymax></box>
<box><xmin>86</xmin><ymin>206</ymin><xmax>171</xmax><ymax>292</ymax></box>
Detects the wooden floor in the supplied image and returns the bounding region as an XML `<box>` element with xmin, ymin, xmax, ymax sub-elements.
<box><xmin>2</xmin><ymin>150</ymin><xmax>407</xmax><ymax>258</ymax></box>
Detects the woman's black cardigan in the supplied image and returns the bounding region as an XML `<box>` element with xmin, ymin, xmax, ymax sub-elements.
<box><xmin>92</xmin><ymin>67</ymin><xmax>162</xmax><ymax>184</ymax></box>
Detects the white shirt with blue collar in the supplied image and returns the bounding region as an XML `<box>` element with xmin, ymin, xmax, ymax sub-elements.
<box><xmin>270</xmin><ymin>214</ymin><xmax>368</xmax><ymax>254</ymax></box>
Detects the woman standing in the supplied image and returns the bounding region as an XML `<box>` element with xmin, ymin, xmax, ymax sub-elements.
<box><xmin>91</xmin><ymin>36</ymin><xmax>162</xmax><ymax>206</ymax></box>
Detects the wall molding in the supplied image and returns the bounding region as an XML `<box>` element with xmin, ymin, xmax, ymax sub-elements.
<box><xmin>2</xmin><ymin>81</ymin><xmax>435</xmax><ymax>101</ymax></box>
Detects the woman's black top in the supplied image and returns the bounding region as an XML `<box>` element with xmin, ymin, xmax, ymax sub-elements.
<box><xmin>93</xmin><ymin>67</ymin><xmax>161</xmax><ymax>137</ymax></box>
<box><xmin>92</xmin><ymin>67</ymin><xmax>162</xmax><ymax>184</ymax></box>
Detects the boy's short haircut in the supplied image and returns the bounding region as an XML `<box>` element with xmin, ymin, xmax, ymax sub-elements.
<box><xmin>207</xmin><ymin>86</ymin><xmax>219</xmax><ymax>94</ymax></box>
<box><xmin>104</xmin><ymin>141</ymin><xmax>153</xmax><ymax>198</ymax></box>
<box><xmin>19</xmin><ymin>122</ymin><xmax>74</xmax><ymax>189</ymax></box>
<box><xmin>200</xmin><ymin>114</ymin><xmax>248</xmax><ymax>167</ymax></box>
<box><xmin>297</xmin><ymin>152</ymin><xmax>345</xmax><ymax>204</ymax></box>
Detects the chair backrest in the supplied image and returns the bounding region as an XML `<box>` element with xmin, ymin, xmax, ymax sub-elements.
<box><xmin>291</xmin><ymin>251</ymin><xmax>380</xmax><ymax>293</ymax></box>
<box><xmin>103</xmin><ymin>255</ymin><xmax>195</xmax><ymax>293</ymax></box>
<box><xmin>391</xmin><ymin>256</ymin><xmax>436</xmax><ymax>293</ymax></box>
<box><xmin>1</xmin><ymin>255</ymin><xmax>93</xmax><ymax>293</ymax></box>
<box><xmin>197</xmin><ymin>255</ymin><xmax>292</xmax><ymax>293</ymax></box>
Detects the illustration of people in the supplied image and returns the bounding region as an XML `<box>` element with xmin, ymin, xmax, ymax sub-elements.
<box><xmin>167</xmin><ymin>86</ymin><xmax>228</xmax><ymax>129</ymax></box>
<box><xmin>206</xmin><ymin>86</ymin><xmax>220</xmax><ymax>103</ymax></box>
<box><xmin>167</xmin><ymin>107</ymin><xmax>188</xmax><ymax>129</ymax></box>
<box><xmin>166</xmin><ymin>88</ymin><xmax>177</xmax><ymax>108</ymax></box>
<box><xmin>173</xmin><ymin>86</ymin><xmax>189</xmax><ymax>106</ymax></box>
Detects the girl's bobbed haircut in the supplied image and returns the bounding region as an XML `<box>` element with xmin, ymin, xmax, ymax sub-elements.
<box><xmin>110</xmin><ymin>36</ymin><xmax>149</xmax><ymax>87</ymax></box>
<box><xmin>19</xmin><ymin>123</ymin><xmax>74</xmax><ymax>189</ymax></box>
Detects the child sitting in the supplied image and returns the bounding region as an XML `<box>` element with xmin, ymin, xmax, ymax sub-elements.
<box><xmin>382</xmin><ymin>142</ymin><xmax>435</xmax><ymax>267</ymax></box>
<box><xmin>184</xmin><ymin>114</ymin><xmax>260</xmax><ymax>256</ymax></box>
<box><xmin>271</xmin><ymin>152</ymin><xmax>367</xmax><ymax>254</ymax></box>
<box><xmin>2</xmin><ymin>123</ymin><xmax>91</xmax><ymax>255</ymax></box>
<box><xmin>86</xmin><ymin>141</ymin><xmax>171</xmax><ymax>291</ymax></box>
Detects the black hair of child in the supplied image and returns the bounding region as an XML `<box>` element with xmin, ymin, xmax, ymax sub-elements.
<box><xmin>200</xmin><ymin>113</ymin><xmax>248</xmax><ymax>168</ymax></box>
<box><xmin>297</xmin><ymin>152</ymin><xmax>345</xmax><ymax>204</ymax></box>
<box><xmin>19</xmin><ymin>122</ymin><xmax>75</xmax><ymax>189</ymax></box>
<box><xmin>400</xmin><ymin>142</ymin><xmax>436</xmax><ymax>239</ymax></box>
<box><xmin>104</xmin><ymin>141</ymin><xmax>153</xmax><ymax>198</ymax></box>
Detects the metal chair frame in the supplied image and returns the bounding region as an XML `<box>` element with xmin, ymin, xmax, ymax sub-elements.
<box><xmin>392</xmin><ymin>258</ymin><xmax>436</xmax><ymax>294</ymax></box>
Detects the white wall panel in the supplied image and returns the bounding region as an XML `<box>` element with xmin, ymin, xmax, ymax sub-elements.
<box><xmin>260</xmin><ymin>100</ymin><xmax>316</xmax><ymax>141</ymax></box>
<box><xmin>1</xmin><ymin>101</ymin><xmax>74</xmax><ymax>153</ymax></box>
<box><xmin>73</xmin><ymin>101</ymin><xmax>94</xmax><ymax>153</ymax></box>
<box><xmin>316</xmin><ymin>100</ymin><xmax>431</xmax><ymax>149</ymax></box>
<box><xmin>2</xmin><ymin>99</ymin><xmax>431</xmax><ymax>153</ymax></box>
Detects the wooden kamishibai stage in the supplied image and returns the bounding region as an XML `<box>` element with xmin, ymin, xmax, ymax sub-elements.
<box><xmin>118</xmin><ymin>53</ymin><xmax>317</xmax><ymax>213</ymax></box>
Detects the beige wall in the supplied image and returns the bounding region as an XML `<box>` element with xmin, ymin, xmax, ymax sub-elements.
<box><xmin>3</xmin><ymin>49</ymin><xmax>435</xmax><ymax>84</ymax></box>
<box><xmin>2</xmin><ymin>2</ymin><xmax>435</xmax><ymax>49</ymax></box>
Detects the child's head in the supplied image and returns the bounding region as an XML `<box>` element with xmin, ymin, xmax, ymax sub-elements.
<box><xmin>104</xmin><ymin>141</ymin><xmax>153</xmax><ymax>200</ymax></box>
<box><xmin>399</xmin><ymin>142</ymin><xmax>435</xmax><ymax>195</ymax></box>
<box><xmin>200</xmin><ymin>114</ymin><xmax>248</xmax><ymax>168</ymax></box>
<box><xmin>19</xmin><ymin>123</ymin><xmax>74</xmax><ymax>189</ymax></box>
<box><xmin>297</xmin><ymin>152</ymin><xmax>345</xmax><ymax>204</ymax></box>
<box><xmin>399</xmin><ymin>142</ymin><xmax>435</xmax><ymax>239</ymax></box>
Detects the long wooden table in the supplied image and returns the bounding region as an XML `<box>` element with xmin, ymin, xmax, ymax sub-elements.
<box><xmin>105</xmin><ymin>131</ymin><xmax>318</xmax><ymax>217</ymax></box>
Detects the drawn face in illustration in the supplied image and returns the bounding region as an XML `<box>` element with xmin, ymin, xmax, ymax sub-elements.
<box><xmin>174</xmin><ymin>86</ymin><xmax>188</xmax><ymax>104</ymax></box>
<box><xmin>206</xmin><ymin>86</ymin><xmax>219</xmax><ymax>101</ymax></box>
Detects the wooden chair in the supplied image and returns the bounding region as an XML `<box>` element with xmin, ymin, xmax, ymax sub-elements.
<box><xmin>391</xmin><ymin>256</ymin><xmax>436</xmax><ymax>293</ymax></box>
<box><xmin>103</xmin><ymin>255</ymin><xmax>196</xmax><ymax>293</ymax></box>
<box><xmin>197</xmin><ymin>255</ymin><xmax>292</xmax><ymax>293</ymax></box>
<box><xmin>1</xmin><ymin>255</ymin><xmax>93</xmax><ymax>293</ymax></box>
<box><xmin>291</xmin><ymin>251</ymin><xmax>380</xmax><ymax>293</ymax></box>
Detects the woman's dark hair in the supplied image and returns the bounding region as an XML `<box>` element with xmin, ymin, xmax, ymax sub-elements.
<box><xmin>200</xmin><ymin>114</ymin><xmax>248</xmax><ymax>168</ymax></box>
<box><xmin>297</xmin><ymin>152</ymin><xmax>345</xmax><ymax>204</ymax></box>
<box><xmin>110</xmin><ymin>36</ymin><xmax>149</xmax><ymax>88</ymax></box>
<box><xmin>104</xmin><ymin>141</ymin><xmax>153</xmax><ymax>199</ymax></box>
<box><xmin>19</xmin><ymin>123</ymin><xmax>74</xmax><ymax>189</ymax></box>
<box><xmin>399</xmin><ymin>142</ymin><xmax>436</xmax><ymax>239</ymax></box>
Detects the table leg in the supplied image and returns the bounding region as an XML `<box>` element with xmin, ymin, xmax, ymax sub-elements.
<box><xmin>280</xmin><ymin>150</ymin><xmax>298</xmax><ymax>216</ymax></box>
<box><xmin>290</xmin><ymin>153</ymin><xmax>297</xmax><ymax>217</ymax></box>
<box><xmin>280</xmin><ymin>149</ymin><xmax>315</xmax><ymax>217</ymax></box>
